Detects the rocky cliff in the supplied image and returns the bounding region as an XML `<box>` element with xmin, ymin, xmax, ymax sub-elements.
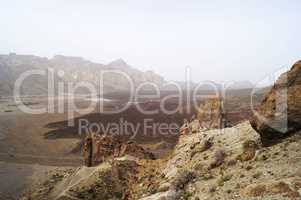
<box><xmin>83</xmin><ymin>135</ymin><xmax>155</xmax><ymax>167</ymax></box>
<box><xmin>251</xmin><ymin>60</ymin><xmax>301</xmax><ymax>145</ymax></box>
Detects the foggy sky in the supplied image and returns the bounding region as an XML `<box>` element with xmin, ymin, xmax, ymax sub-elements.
<box><xmin>1</xmin><ymin>0</ymin><xmax>300</xmax><ymax>83</ymax></box>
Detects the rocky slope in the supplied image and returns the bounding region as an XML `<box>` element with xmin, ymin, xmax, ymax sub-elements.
<box><xmin>20</xmin><ymin>160</ymin><xmax>137</xmax><ymax>200</ymax></box>
<box><xmin>18</xmin><ymin>61</ymin><xmax>301</xmax><ymax>200</ymax></box>
<box><xmin>20</xmin><ymin>120</ymin><xmax>301</xmax><ymax>199</ymax></box>
<box><xmin>0</xmin><ymin>53</ymin><xmax>165</xmax><ymax>95</ymax></box>
<box><xmin>142</xmin><ymin>121</ymin><xmax>301</xmax><ymax>200</ymax></box>
<box><xmin>20</xmin><ymin>121</ymin><xmax>301</xmax><ymax>200</ymax></box>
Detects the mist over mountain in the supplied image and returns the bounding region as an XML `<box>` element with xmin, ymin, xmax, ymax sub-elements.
<box><xmin>0</xmin><ymin>53</ymin><xmax>260</xmax><ymax>97</ymax></box>
<box><xmin>0</xmin><ymin>53</ymin><xmax>165</xmax><ymax>96</ymax></box>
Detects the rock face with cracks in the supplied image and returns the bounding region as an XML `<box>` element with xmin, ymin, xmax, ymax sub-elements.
<box><xmin>251</xmin><ymin>60</ymin><xmax>301</xmax><ymax>145</ymax></box>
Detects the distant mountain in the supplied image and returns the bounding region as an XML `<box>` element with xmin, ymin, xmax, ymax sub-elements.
<box><xmin>227</xmin><ymin>80</ymin><xmax>254</xmax><ymax>90</ymax></box>
<box><xmin>0</xmin><ymin>53</ymin><xmax>165</xmax><ymax>96</ymax></box>
<box><xmin>163</xmin><ymin>80</ymin><xmax>255</xmax><ymax>91</ymax></box>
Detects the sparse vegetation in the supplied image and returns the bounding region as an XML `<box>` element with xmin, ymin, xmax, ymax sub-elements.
<box><xmin>252</xmin><ymin>172</ymin><xmax>262</xmax><ymax>179</ymax></box>
<box><xmin>237</xmin><ymin>140</ymin><xmax>258</xmax><ymax>161</ymax></box>
<box><xmin>244</xmin><ymin>182</ymin><xmax>300</xmax><ymax>199</ymax></box>
<box><xmin>171</xmin><ymin>169</ymin><xmax>197</xmax><ymax>190</ymax></box>
<box><xmin>190</xmin><ymin>138</ymin><xmax>213</xmax><ymax>159</ymax></box>
<box><xmin>227</xmin><ymin>159</ymin><xmax>237</xmax><ymax>166</ymax></box>
<box><xmin>256</xmin><ymin>154</ymin><xmax>269</xmax><ymax>161</ymax></box>
<box><xmin>209</xmin><ymin>186</ymin><xmax>216</xmax><ymax>193</ymax></box>
<box><xmin>209</xmin><ymin>148</ymin><xmax>226</xmax><ymax>169</ymax></box>
<box><xmin>217</xmin><ymin>174</ymin><xmax>232</xmax><ymax>187</ymax></box>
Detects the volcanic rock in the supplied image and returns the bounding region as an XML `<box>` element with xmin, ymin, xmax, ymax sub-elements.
<box><xmin>251</xmin><ymin>60</ymin><xmax>301</xmax><ymax>145</ymax></box>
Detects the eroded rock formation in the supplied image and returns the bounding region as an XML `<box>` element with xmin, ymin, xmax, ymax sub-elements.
<box><xmin>251</xmin><ymin>60</ymin><xmax>301</xmax><ymax>145</ymax></box>
<box><xmin>83</xmin><ymin>135</ymin><xmax>155</xmax><ymax>166</ymax></box>
<box><xmin>197</xmin><ymin>97</ymin><xmax>226</xmax><ymax>130</ymax></box>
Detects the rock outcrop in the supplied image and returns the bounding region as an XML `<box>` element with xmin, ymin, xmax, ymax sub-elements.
<box><xmin>197</xmin><ymin>97</ymin><xmax>226</xmax><ymax>130</ymax></box>
<box><xmin>251</xmin><ymin>60</ymin><xmax>301</xmax><ymax>145</ymax></box>
<box><xmin>119</xmin><ymin>141</ymin><xmax>156</xmax><ymax>160</ymax></box>
<box><xmin>83</xmin><ymin>135</ymin><xmax>155</xmax><ymax>166</ymax></box>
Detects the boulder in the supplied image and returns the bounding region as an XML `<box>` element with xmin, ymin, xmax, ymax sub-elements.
<box><xmin>251</xmin><ymin>60</ymin><xmax>301</xmax><ymax>145</ymax></box>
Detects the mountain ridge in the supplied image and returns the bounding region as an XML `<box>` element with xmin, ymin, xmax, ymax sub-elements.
<box><xmin>0</xmin><ymin>53</ymin><xmax>165</xmax><ymax>95</ymax></box>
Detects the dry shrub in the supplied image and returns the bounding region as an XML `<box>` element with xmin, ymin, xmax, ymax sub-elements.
<box><xmin>171</xmin><ymin>169</ymin><xmax>197</xmax><ymax>190</ymax></box>
<box><xmin>243</xmin><ymin>182</ymin><xmax>300</xmax><ymax>199</ymax></box>
<box><xmin>209</xmin><ymin>148</ymin><xmax>226</xmax><ymax>169</ymax></box>
<box><xmin>190</xmin><ymin>138</ymin><xmax>213</xmax><ymax>159</ymax></box>
<box><xmin>237</xmin><ymin>140</ymin><xmax>258</xmax><ymax>161</ymax></box>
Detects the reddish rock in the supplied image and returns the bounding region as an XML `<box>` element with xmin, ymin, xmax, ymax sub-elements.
<box><xmin>83</xmin><ymin>135</ymin><xmax>155</xmax><ymax>166</ymax></box>
<box><xmin>119</xmin><ymin>141</ymin><xmax>156</xmax><ymax>160</ymax></box>
<box><xmin>251</xmin><ymin>60</ymin><xmax>301</xmax><ymax>145</ymax></box>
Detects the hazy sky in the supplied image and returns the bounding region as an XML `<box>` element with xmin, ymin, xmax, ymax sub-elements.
<box><xmin>1</xmin><ymin>0</ymin><xmax>300</xmax><ymax>83</ymax></box>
